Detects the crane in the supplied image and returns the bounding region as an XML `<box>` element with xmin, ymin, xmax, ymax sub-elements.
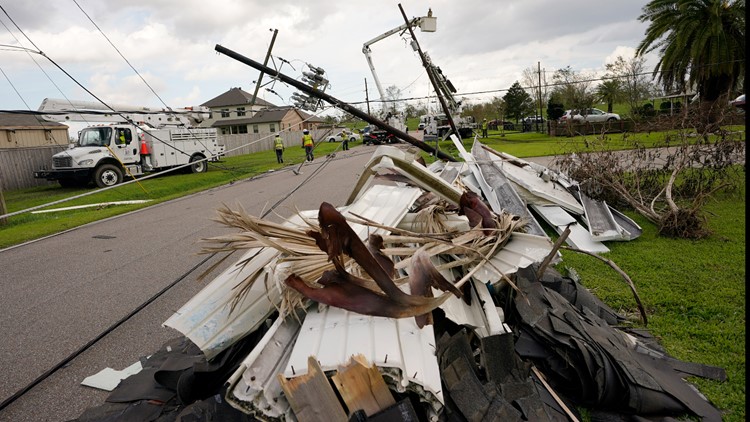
<box><xmin>361</xmin><ymin>9</ymin><xmax>436</xmax><ymax>104</ymax></box>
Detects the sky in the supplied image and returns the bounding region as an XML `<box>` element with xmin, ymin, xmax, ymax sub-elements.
<box><xmin>0</xmin><ymin>0</ymin><xmax>659</xmax><ymax>120</ymax></box>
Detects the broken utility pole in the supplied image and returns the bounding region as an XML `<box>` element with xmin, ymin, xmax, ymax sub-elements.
<box><xmin>214</xmin><ymin>44</ymin><xmax>458</xmax><ymax>162</ymax></box>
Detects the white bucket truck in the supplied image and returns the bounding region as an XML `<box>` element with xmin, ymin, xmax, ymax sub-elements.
<box><xmin>33</xmin><ymin>98</ymin><xmax>224</xmax><ymax>188</ymax></box>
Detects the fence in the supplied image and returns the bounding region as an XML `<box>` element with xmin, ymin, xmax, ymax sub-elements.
<box><xmin>0</xmin><ymin>146</ymin><xmax>65</xmax><ymax>190</ymax></box>
<box><xmin>219</xmin><ymin>128</ymin><xmax>335</xmax><ymax>157</ymax></box>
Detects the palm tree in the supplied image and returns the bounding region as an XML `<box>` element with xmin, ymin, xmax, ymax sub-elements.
<box><xmin>596</xmin><ymin>80</ymin><xmax>623</xmax><ymax>113</ymax></box>
<box><xmin>636</xmin><ymin>0</ymin><xmax>745</xmax><ymax>105</ymax></box>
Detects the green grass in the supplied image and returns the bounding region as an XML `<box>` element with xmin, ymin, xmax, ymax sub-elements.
<box><xmin>558</xmin><ymin>184</ymin><xmax>745</xmax><ymax>421</ymax></box>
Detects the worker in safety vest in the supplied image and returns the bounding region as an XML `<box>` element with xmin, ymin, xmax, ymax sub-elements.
<box><xmin>139</xmin><ymin>134</ymin><xmax>153</xmax><ymax>170</ymax></box>
<box><xmin>301</xmin><ymin>129</ymin><xmax>314</xmax><ymax>162</ymax></box>
<box><xmin>274</xmin><ymin>134</ymin><xmax>285</xmax><ymax>163</ymax></box>
<box><xmin>481</xmin><ymin>119</ymin><xmax>488</xmax><ymax>138</ymax></box>
<box><xmin>340</xmin><ymin>130</ymin><xmax>349</xmax><ymax>151</ymax></box>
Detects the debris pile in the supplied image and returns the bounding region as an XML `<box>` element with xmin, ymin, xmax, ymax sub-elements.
<box><xmin>74</xmin><ymin>139</ymin><xmax>725</xmax><ymax>422</ymax></box>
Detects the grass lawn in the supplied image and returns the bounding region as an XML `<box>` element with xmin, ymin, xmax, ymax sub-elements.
<box><xmin>0</xmin><ymin>124</ymin><xmax>745</xmax><ymax>420</ymax></box>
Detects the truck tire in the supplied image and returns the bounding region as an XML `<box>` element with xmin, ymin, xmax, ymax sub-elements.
<box><xmin>189</xmin><ymin>155</ymin><xmax>207</xmax><ymax>173</ymax></box>
<box><xmin>94</xmin><ymin>164</ymin><xmax>123</xmax><ymax>188</ymax></box>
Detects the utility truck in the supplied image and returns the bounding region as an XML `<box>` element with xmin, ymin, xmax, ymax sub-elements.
<box><xmin>33</xmin><ymin>98</ymin><xmax>224</xmax><ymax>188</ymax></box>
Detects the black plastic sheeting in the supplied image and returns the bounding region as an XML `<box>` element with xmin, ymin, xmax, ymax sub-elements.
<box><xmin>508</xmin><ymin>266</ymin><xmax>725</xmax><ymax>421</ymax></box>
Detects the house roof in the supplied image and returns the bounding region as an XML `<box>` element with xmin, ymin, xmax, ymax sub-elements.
<box><xmin>0</xmin><ymin>112</ymin><xmax>68</xmax><ymax>129</ymax></box>
<box><xmin>211</xmin><ymin>107</ymin><xmax>325</xmax><ymax>127</ymax></box>
<box><xmin>201</xmin><ymin>87</ymin><xmax>277</xmax><ymax>108</ymax></box>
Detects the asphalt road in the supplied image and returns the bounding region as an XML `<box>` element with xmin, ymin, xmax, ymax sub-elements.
<box><xmin>0</xmin><ymin>144</ymin><xmax>382</xmax><ymax>421</ymax></box>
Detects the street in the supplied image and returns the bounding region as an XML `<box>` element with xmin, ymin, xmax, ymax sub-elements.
<box><xmin>0</xmin><ymin>146</ymin><xmax>377</xmax><ymax>421</ymax></box>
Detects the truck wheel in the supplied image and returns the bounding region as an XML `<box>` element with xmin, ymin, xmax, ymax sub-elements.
<box><xmin>94</xmin><ymin>164</ymin><xmax>123</xmax><ymax>188</ymax></box>
<box><xmin>189</xmin><ymin>155</ymin><xmax>207</xmax><ymax>173</ymax></box>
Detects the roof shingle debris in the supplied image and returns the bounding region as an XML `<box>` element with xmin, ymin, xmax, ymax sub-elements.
<box><xmin>74</xmin><ymin>139</ymin><xmax>725</xmax><ymax>422</ymax></box>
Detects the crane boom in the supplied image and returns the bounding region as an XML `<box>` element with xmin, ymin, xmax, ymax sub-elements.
<box><xmin>361</xmin><ymin>11</ymin><xmax>436</xmax><ymax>101</ymax></box>
<box><xmin>37</xmin><ymin>98</ymin><xmax>209</xmax><ymax>128</ymax></box>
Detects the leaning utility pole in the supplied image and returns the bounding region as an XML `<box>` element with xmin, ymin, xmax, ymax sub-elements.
<box><xmin>398</xmin><ymin>3</ymin><xmax>460</xmax><ymax>140</ymax></box>
<box><xmin>249</xmin><ymin>29</ymin><xmax>279</xmax><ymax>113</ymax></box>
<box><xmin>365</xmin><ymin>78</ymin><xmax>371</xmax><ymax>115</ymax></box>
<box><xmin>215</xmin><ymin>44</ymin><xmax>458</xmax><ymax>161</ymax></box>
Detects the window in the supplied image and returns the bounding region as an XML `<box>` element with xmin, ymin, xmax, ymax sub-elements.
<box><xmin>236</xmin><ymin>107</ymin><xmax>246</xmax><ymax>117</ymax></box>
<box><xmin>221</xmin><ymin>109</ymin><xmax>230</xmax><ymax>118</ymax></box>
<box><xmin>269</xmin><ymin>123</ymin><xmax>276</xmax><ymax>133</ymax></box>
<box><xmin>253</xmin><ymin>125</ymin><xmax>259</xmax><ymax>134</ymax></box>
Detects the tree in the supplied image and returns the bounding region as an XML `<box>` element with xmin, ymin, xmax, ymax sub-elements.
<box><xmin>604</xmin><ymin>55</ymin><xmax>656</xmax><ymax>118</ymax></box>
<box><xmin>636</xmin><ymin>0</ymin><xmax>745</xmax><ymax>105</ymax></box>
<box><xmin>596</xmin><ymin>79</ymin><xmax>623</xmax><ymax>113</ymax></box>
<box><xmin>383</xmin><ymin>85</ymin><xmax>403</xmax><ymax>114</ymax></box>
<box><xmin>502</xmin><ymin>82</ymin><xmax>534</xmax><ymax>122</ymax></box>
<box><xmin>550</xmin><ymin>66</ymin><xmax>596</xmax><ymax>112</ymax></box>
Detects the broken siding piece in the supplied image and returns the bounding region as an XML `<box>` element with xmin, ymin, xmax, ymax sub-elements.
<box><xmin>332</xmin><ymin>354</ymin><xmax>396</xmax><ymax>416</ymax></box>
<box><xmin>278</xmin><ymin>356</ymin><xmax>348</xmax><ymax>422</ymax></box>
<box><xmin>283</xmin><ymin>305</ymin><xmax>444</xmax><ymax>415</ymax></box>
<box><xmin>577</xmin><ymin>191</ymin><xmax>629</xmax><ymax>241</ymax></box>
<box><xmin>458</xmin><ymin>137</ymin><xmax>546</xmax><ymax>237</ymax></box>
<box><xmin>347</xmin><ymin>145</ymin><xmax>463</xmax><ymax>206</ymax></box>
<box><xmin>225</xmin><ymin>312</ymin><xmax>303</xmax><ymax>420</ymax></box>
<box><xmin>484</xmin><ymin>145</ymin><xmax>583</xmax><ymax>215</ymax></box>
<box><xmin>530</xmin><ymin>204</ymin><xmax>610</xmax><ymax>254</ymax></box>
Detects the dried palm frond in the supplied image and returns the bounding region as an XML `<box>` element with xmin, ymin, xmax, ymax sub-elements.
<box><xmin>201</xmin><ymin>192</ymin><xmax>529</xmax><ymax>322</ymax></box>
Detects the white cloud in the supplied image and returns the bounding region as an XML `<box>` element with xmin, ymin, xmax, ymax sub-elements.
<box><xmin>1</xmin><ymin>0</ymin><xmax>657</xmax><ymax>115</ymax></box>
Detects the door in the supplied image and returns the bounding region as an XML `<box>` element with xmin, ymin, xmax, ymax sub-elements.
<box><xmin>111</xmin><ymin>127</ymin><xmax>138</xmax><ymax>164</ymax></box>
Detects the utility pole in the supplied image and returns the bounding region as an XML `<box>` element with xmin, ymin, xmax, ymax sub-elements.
<box><xmin>537</xmin><ymin>61</ymin><xmax>544</xmax><ymax>133</ymax></box>
<box><xmin>249</xmin><ymin>29</ymin><xmax>279</xmax><ymax>114</ymax></box>
<box><xmin>365</xmin><ymin>78</ymin><xmax>371</xmax><ymax>115</ymax></box>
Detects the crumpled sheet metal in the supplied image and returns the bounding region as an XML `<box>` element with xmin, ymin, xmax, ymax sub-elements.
<box><xmin>530</xmin><ymin>204</ymin><xmax>610</xmax><ymax>254</ymax></box>
<box><xmin>282</xmin><ymin>304</ymin><xmax>444</xmax><ymax>415</ymax></box>
<box><xmin>484</xmin><ymin>146</ymin><xmax>584</xmax><ymax>215</ymax></box>
<box><xmin>347</xmin><ymin>145</ymin><xmax>463</xmax><ymax>206</ymax></box>
<box><xmin>511</xmin><ymin>279</ymin><xmax>723</xmax><ymax>421</ymax></box>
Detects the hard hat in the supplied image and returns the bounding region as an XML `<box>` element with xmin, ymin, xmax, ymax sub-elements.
<box><xmin>303</xmin><ymin>129</ymin><xmax>309</xmax><ymax>133</ymax></box>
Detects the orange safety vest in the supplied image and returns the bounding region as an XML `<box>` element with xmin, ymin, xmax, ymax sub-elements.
<box><xmin>302</xmin><ymin>134</ymin><xmax>314</xmax><ymax>147</ymax></box>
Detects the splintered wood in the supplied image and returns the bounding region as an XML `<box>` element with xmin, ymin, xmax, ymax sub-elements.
<box><xmin>278</xmin><ymin>354</ymin><xmax>395</xmax><ymax>421</ymax></box>
<box><xmin>277</xmin><ymin>356</ymin><xmax>348</xmax><ymax>422</ymax></box>
<box><xmin>331</xmin><ymin>354</ymin><xmax>396</xmax><ymax>416</ymax></box>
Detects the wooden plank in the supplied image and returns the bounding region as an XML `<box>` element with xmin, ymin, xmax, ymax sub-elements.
<box><xmin>277</xmin><ymin>356</ymin><xmax>348</xmax><ymax>422</ymax></box>
<box><xmin>331</xmin><ymin>354</ymin><xmax>395</xmax><ymax>417</ymax></box>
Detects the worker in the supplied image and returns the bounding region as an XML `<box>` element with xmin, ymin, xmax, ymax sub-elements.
<box><xmin>274</xmin><ymin>133</ymin><xmax>285</xmax><ymax>163</ymax></box>
<box><xmin>117</xmin><ymin>129</ymin><xmax>127</xmax><ymax>144</ymax></box>
<box><xmin>340</xmin><ymin>130</ymin><xmax>349</xmax><ymax>151</ymax></box>
<box><xmin>481</xmin><ymin>118</ymin><xmax>488</xmax><ymax>138</ymax></box>
<box><xmin>301</xmin><ymin>129</ymin><xmax>314</xmax><ymax>162</ymax></box>
<box><xmin>139</xmin><ymin>134</ymin><xmax>153</xmax><ymax>170</ymax></box>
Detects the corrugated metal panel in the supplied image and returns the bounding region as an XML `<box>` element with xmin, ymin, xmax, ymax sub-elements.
<box><xmin>347</xmin><ymin>145</ymin><xmax>463</xmax><ymax>206</ymax></box>
<box><xmin>489</xmin><ymin>154</ymin><xmax>583</xmax><ymax>215</ymax></box>
<box><xmin>163</xmin><ymin>184</ymin><xmax>423</xmax><ymax>359</ymax></box>
<box><xmin>283</xmin><ymin>304</ymin><xmax>444</xmax><ymax>414</ymax></box>
<box><xmin>530</xmin><ymin>204</ymin><xmax>610</xmax><ymax>254</ymax></box>
<box><xmin>459</xmin><ymin>137</ymin><xmax>547</xmax><ymax>237</ymax></box>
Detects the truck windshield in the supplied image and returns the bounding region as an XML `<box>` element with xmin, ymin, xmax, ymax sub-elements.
<box><xmin>79</xmin><ymin>127</ymin><xmax>112</xmax><ymax>147</ymax></box>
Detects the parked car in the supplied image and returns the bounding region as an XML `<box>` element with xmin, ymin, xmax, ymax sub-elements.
<box><xmin>730</xmin><ymin>94</ymin><xmax>745</xmax><ymax>110</ymax></box>
<box><xmin>559</xmin><ymin>108</ymin><xmax>620</xmax><ymax>123</ymax></box>
<box><xmin>488</xmin><ymin>119</ymin><xmax>515</xmax><ymax>131</ymax></box>
<box><xmin>328</xmin><ymin>130</ymin><xmax>361</xmax><ymax>143</ymax></box>
<box><xmin>523</xmin><ymin>115</ymin><xmax>545</xmax><ymax>124</ymax></box>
